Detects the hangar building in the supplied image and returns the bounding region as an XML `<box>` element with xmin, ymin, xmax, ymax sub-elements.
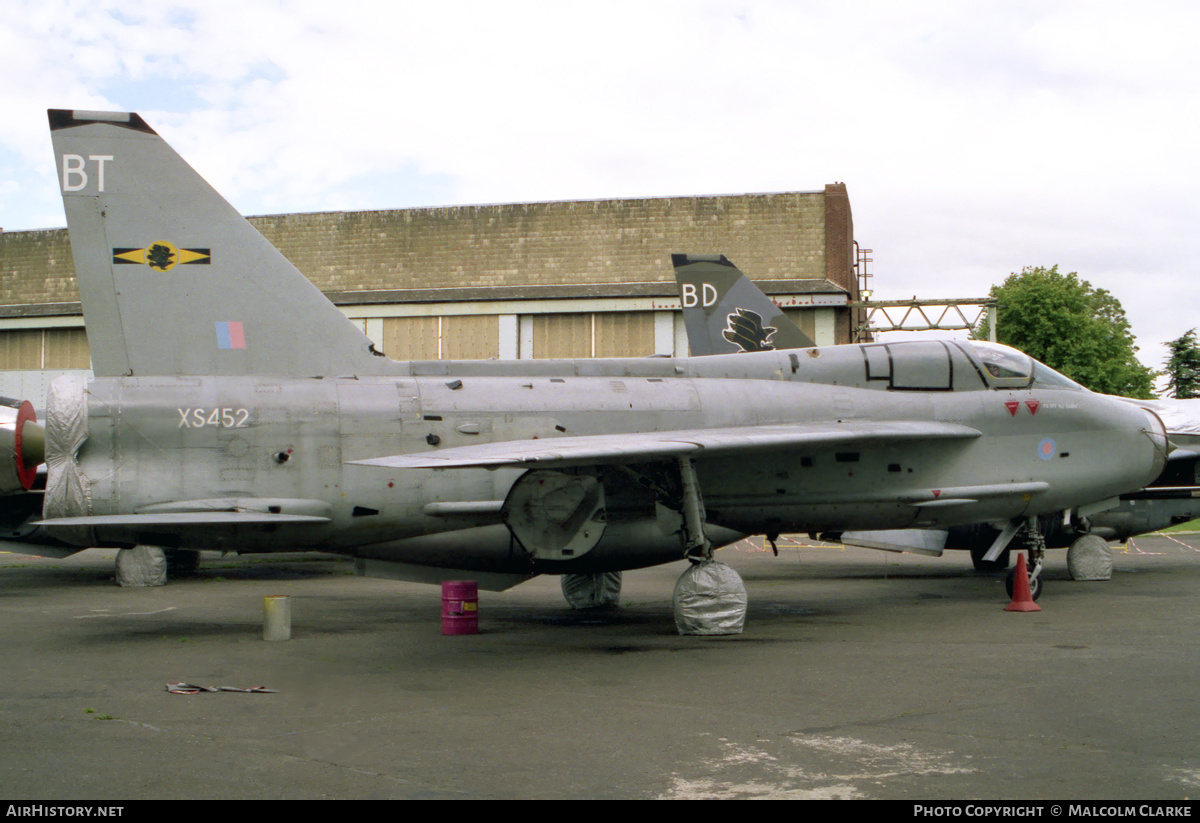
<box><xmin>0</xmin><ymin>183</ymin><xmax>863</xmax><ymax>403</ymax></box>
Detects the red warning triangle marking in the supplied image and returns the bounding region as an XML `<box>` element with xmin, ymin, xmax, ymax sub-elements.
<box><xmin>1005</xmin><ymin>401</ymin><xmax>1019</xmax><ymax>416</ymax></box>
<box><xmin>1026</xmin><ymin>400</ymin><xmax>1040</xmax><ymax>415</ymax></box>
<box><xmin>932</xmin><ymin>489</ymin><xmax>941</xmax><ymax>498</ymax></box>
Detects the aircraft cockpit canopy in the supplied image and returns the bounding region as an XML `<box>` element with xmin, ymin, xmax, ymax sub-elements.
<box><xmin>966</xmin><ymin>341</ymin><xmax>1084</xmax><ymax>392</ymax></box>
<box><xmin>783</xmin><ymin>340</ymin><xmax>1085</xmax><ymax>393</ymax></box>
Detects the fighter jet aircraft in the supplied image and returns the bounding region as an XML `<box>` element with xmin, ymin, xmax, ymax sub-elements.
<box><xmin>3</xmin><ymin>110</ymin><xmax>1170</xmax><ymax>618</ymax></box>
<box><xmin>671</xmin><ymin>253</ymin><xmax>1200</xmax><ymax>592</ymax></box>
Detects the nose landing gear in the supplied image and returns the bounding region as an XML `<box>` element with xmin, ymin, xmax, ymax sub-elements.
<box><xmin>1004</xmin><ymin>517</ymin><xmax>1045</xmax><ymax>602</ymax></box>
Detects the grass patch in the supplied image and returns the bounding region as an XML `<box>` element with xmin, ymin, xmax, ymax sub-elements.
<box><xmin>1152</xmin><ymin>523</ymin><xmax>1200</xmax><ymax>535</ymax></box>
<box><xmin>1156</xmin><ymin>519</ymin><xmax>1200</xmax><ymax>533</ymax></box>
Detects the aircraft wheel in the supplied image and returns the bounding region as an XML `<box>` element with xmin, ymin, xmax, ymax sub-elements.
<box><xmin>971</xmin><ymin>546</ymin><xmax>1011</xmax><ymax>572</ymax></box>
<box><xmin>1067</xmin><ymin>534</ymin><xmax>1112</xmax><ymax>580</ymax></box>
<box><xmin>114</xmin><ymin>545</ymin><xmax>167</xmax><ymax>587</ymax></box>
<box><xmin>673</xmin><ymin>560</ymin><xmax>747</xmax><ymax>635</ymax></box>
<box><xmin>561</xmin><ymin>571</ymin><xmax>621</xmax><ymax>609</ymax></box>
<box><xmin>1005</xmin><ymin>567</ymin><xmax>1042</xmax><ymax>602</ymax></box>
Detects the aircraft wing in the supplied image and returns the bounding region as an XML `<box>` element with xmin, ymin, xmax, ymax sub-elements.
<box><xmin>35</xmin><ymin>512</ymin><xmax>332</xmax><ymax>529</ymax></box>
<box><xmin>351</xmin><ymin>420</ymin><xmax>981</xmax><ymax>470</ymax></box>
<box><xmin>33</xmin><ymin>498</ymin><xmax>333</xmax><ymax>536</ymax></box>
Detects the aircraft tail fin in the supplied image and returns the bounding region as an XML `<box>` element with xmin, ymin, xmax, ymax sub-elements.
<box><xmin>49</xmin><ymin>109</ymin><xmax>391</xmax><ymax>378</ymax></box>
<box><xmin>671</xmin><ymin>254</ymin><xmax>816</xmax><ymax>355</ymax></box>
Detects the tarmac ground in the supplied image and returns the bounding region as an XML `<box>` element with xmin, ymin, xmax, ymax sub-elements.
<box><xmin>2</xmin><ymin>534</ymin><xmax>1198</xmax><ymax>800</ymax></box>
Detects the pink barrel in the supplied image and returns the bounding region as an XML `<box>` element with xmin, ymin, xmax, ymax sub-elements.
<box><xmin>441</xmin><ymin>580</ymin><xmax>479</xmax><ymax>635</ymax></box>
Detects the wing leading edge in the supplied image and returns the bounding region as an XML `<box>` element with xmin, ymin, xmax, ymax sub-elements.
<box><xmin>351</xmin><ymin>420</ymin><xmax>982</xmax><ymax>471</ymax></box>
<box><xmin>34</xmin><ymin>497</ymin><xmax>333</xmax><ymax>533</ymax></box>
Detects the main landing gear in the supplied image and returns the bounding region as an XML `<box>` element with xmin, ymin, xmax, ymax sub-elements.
<box><xmin>670</xmin><ymin>457</ymin><xmax>747</xmax><ymax>635</ymax></box>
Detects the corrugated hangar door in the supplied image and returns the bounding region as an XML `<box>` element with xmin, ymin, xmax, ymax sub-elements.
<box><xmin>594</xmin><ymin>313</ymin><xmax>655</xmax><ymax>358</ymax></box>
<box><xmin>0</xmin><ymin>330</ymin><xmax>43</xmax><ymax>369</ymax></box>
<box><xmin>43</xmin><ymin>329</ymin><xmax>92</xmax><ymax>368</ymax></box>
<box><xmin>532</xmin><ymin>314</ymin><xmax>591</xmax><ymax>359</ymax></box>
<box><xmin>531</xmin><ymin>312</ymin><xmax>654</xmax><ymax>359</ymax></box>
<box><xmin>0</xmin><ymin>328</ymin><xmax>90</xmax><ymax>370</ymax></box>
<box><xmin>378</xmin><ymin>316</ymin><xmax>500</xmax><ymax>360</ymax></box>
<box><xmin>442</xmin><ymin>316</ymin><xmax>500</xmax><ymax>360</ymax></box>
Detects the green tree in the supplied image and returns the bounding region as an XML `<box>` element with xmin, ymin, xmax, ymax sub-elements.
<box><xmin>974</xmin><ymin>265</ymin><xmax>1156</xmax><ymax>398</ymax></box>
<box><xmin>1164</xmin><ymin>328</ymin><xmax>1200</xmax><ymax>399</ymax></box>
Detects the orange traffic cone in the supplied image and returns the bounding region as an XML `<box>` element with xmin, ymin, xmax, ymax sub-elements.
<box><xmin>1005</xmin><ymin>552</ymin><xmax>1041</xmax><ymax>612</ymax></box>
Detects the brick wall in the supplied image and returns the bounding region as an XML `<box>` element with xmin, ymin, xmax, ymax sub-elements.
<box><xmin>0</xmin><ymin>190</ymin><xmax>843</xmax><ymax>311</ymax></box>
<box><xmin>0</xmin><ymin>229</ymin><xmax>77</xmax><ymax>308</ymax></box>
<box><xmin>251</xmin><ymin>191</ymin><xmax>830</xmax><ymax>293</ymax></box>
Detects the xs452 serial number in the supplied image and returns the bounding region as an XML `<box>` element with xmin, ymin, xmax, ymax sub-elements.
<box><xmin>177</xmin><ymin>408</ymin><xmax>250</xmax><ymax>428</ymax></box>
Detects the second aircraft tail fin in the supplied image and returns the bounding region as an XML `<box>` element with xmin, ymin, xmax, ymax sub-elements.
<box><xmin>672</xmin><ymin>254</ymin><xmax>816</xmax><ymax>355</ymax></box>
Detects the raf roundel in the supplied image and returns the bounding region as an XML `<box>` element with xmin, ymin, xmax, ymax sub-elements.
<box><xmin>1037</xmin><ymin>437</ymin><xmax>1056</xmax><ymax>460</ymax></box>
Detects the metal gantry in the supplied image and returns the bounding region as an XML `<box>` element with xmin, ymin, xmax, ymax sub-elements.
<box><xmin>849</xmin><ymin>298</ymin><xmax>998</xmax><ymax>343</ymax></box>
<box><xmin>851</xmin><ymin>244</ymin><xmax>996</xmax><ymax>342</ymax></box>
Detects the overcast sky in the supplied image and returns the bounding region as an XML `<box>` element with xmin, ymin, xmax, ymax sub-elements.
<box><xmin>2</xmin><ymin>1</ymin><xmax>1197</xmax><ymax>377</ymax></box>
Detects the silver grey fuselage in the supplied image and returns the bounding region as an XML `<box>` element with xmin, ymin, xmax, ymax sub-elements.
<box><xmin>54</xmin><ymin>340</ymin><xmax>1166</xmax><ymax>576</ymax></box>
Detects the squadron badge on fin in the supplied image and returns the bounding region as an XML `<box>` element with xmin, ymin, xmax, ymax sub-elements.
<box><xmin>722</xmin><ymin>308</ymin><xmax>778</xmax><ymax>353</ymax></box>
